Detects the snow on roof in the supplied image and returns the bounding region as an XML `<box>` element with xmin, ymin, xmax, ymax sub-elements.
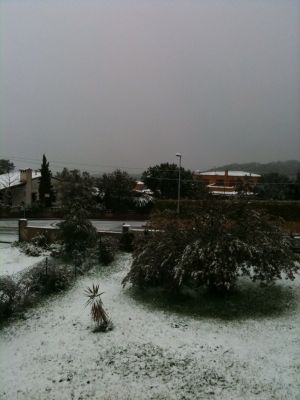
<box><xmin>211</xmin><ymin>190</ymin><xmax>254</xmax><ymax>196</ymax></box>
<box><xmin>0</xmin><ymin>170</ymin><xmax>41</xmax><ymax>190</ymax></box>
<box><xmin>211</xmin><ymin>191</ymin><xmax>238</xmax><ymax>196</ymax></box>
<box><xmin>208</xmin><ymin>184</ymin><xmax>235</xmax><ymax>189</ymax></box>
<box><xmin>194</xmin><ymin>170</ymin><xmax>261</xmax><ymax>177</ymax></box>
<box><xmin>135</xmin><ymin>181</ymin><xmax>144</xmax><ymax>185</ymax></box>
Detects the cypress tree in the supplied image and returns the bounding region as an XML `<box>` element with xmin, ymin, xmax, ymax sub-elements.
<box><xmin>39</xmin><ymin>154</ymin><xmax>54</xmax><ymax>207</ymax></box>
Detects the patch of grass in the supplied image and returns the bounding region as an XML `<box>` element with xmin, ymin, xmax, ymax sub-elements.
<box><xmin>125</xmin><ymin>279</ymin><xmax>298</xmax><ymax>320</ymax></box>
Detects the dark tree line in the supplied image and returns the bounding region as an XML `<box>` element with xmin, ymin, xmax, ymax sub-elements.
<box><xmin>56</xmin><ymin>168</ymin><xmax>138</xmax><ymax>213</ymax></box>
<box><xmin>0</xmin><ymin>159</ymin><xmax>15</xmax><ymax>174</ymax></box>
<box><xmin>141</xmin><ymin>162</ymin><xmax>208</xmax><ymax>199</ymax></box>
<box><xmin>253</xmin><ymin>173</ymin><xmax>300</xmax><ymax>200</ymax></box>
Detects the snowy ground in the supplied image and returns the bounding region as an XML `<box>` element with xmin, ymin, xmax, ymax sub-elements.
<box><xmin>0</xmin><ymin>254</ymin><xmax>299</xmax><ymax>399</ymax></box>
<box><xmin>0</xmin><ymin>243</ymin><xmax>45</xmax><ymax>276</ymax></box>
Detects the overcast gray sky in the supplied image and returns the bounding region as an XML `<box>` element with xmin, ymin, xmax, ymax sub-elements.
<box><xmin>0</xmin><ymin>0</ymin><xmax>299</xmax><ymax>173</ymax></box>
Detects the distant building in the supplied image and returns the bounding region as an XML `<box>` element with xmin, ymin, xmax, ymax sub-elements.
<box><xmin>134</xmin><ymin>181</ymin><xmax>146</xmax><ymax>192</ymax></box>
<box><xmin>133</xmin><ymin>181</ymin><xmax>153</xmax><ymax>195</ymax></box>
<box><xmin>193</xmin><ymin>170</ymin><xmax>261</xmax><ymax>196</ymax></box>
<box><xmin>0</xmin><ymin>168</ymin><xmax>60</xmax><ymax>207</ymax></box>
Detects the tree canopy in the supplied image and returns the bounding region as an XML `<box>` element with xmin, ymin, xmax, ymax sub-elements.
<box><xmin>59</xmin><ymin>203</ymin><xmax>97</xmax><ymax>256</ymax></box>
<box><xmin>97</xmin><ymin>169</ymin><xmax>135</xmax><ymax>211</ymax></box>
<box><xmin>254</xmin><ymin>173</ymin><xmax>300</xmax><ymax>200</ymax></box>
<box><xmin>56</xmin><ymin>168</ymin><xmax>97</xmax><ymax>211</ymax></box>
<box><xmin>0</xmin><ymin>159</ymin><xmax>15</xmax><ymax>175</ymax></box>
<box><xmin>141</xmin><ymin>162</ymin><xmax>206</xmax><ymax>199</ymax></box>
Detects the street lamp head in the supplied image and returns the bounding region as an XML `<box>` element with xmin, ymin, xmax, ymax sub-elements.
<box><xmin>176</xmin><ymin>153</ymin><xmax>182</xmax><ymax>158</ymax></box>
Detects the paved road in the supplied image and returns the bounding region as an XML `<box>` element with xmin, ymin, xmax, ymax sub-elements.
<box><xmin>0</xmin><ymin>219</ymin><xmax>147</xmax><ymax>243</ymax></box>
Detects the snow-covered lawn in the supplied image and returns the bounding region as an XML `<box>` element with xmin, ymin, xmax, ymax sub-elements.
<box><xmin>0</xmin><ymin>243</ymin><xmax>45</xmax><ymax>276</ymax></box>
<box><xmin>0</xmin><ymin>254</ymin><xmax>299</xmax><ymax>399</ymax></box>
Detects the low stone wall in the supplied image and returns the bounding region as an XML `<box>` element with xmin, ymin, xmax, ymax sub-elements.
<box><xmin>19</xmin><ymin>219</ymin><xmax>299</xmax><ymax>247</ymax></box>
<box><xmin>18</xmin><ymin>219</ymin><xmax>62</xmax><ymax>242</ymax></box>
<box><xmin>18</xmin><ymin>219</ymin><xmax>129</xmax><ymax>242</ymax></box>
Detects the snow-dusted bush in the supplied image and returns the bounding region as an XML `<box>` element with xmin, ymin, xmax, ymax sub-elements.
<box><xmin>98</xmin><ymin>237</ymin><xmax>117</xmax><ymax>265</ymax></box>
<box><xmin>49</xmin><ymin>243</ymin><xmax>64</xmax><ymax>258</ymax></box>
<box><xmin>0</xmin><ymin>276</ymin><xmax>18</xmax><ymax>319</ymax></box>
<box><xmin>31</xmin><ymin>233</ymin><xmax>49</xmax><ymax>248</ymax></box>
<box><xmin>132</xmin><ymin>194</ymin><xmax>153</xmax><ymax>208</ymax></box>
<box><xmin>15</xmin><ymin>242</ymin><xmax>44</xmax><ymax>257</ymax></box>
<box><xmin>59</xmin><ymin>203</ymin><xmax>97</xmax><ymax>257</ymax></box>
<box><xmin>24</xmin><ymin>263</ymin><xmax>72</xmax><ymax>295</ymax></box>
<box><xmin>0</xmin><ymin>259</ymin><xmax>82</xmax><ymax>322</ymax></box>
<box><xmin>14</xmin><ymin>233</ymin><xmax>50</xmax><ymax>257</ymax></box>
<box><xmin>119</xmin><ymin>231</ymin><xmax>135</xmax><ymax>252</ymax></box>
<box><xmin>123</xmin><ymin>202</ymin><xmax>299</xmax><ymax>293</ymax></box>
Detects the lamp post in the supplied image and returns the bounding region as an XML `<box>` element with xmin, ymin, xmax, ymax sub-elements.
<box><xmin>176</xmin><ymin>153</ymin><xmax>182</xmax><ymax>215</ymax></box>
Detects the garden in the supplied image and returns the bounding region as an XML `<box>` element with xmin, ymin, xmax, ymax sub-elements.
<box><xmin>0</xmin><ymin>201</ymin><xmax>299</xmax><ymax>399</ymax></box>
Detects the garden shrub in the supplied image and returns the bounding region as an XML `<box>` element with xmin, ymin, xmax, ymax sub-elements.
<box><xmin>31</xmin><ymin>233</ymin><xmax>49</xmax><ymax>248</ymax></box>
<box><xmin>0</xmin><ymin>276</ymin><xmax>18</xmax><ymax>319</ymax></box>
<box><xmin>98</xmin><ymin>237</ymin><xmax>117</xmax><ymax>265</ymax></box>
<box><xmin>119</xmin><ymin>231</ymin><xmax>135</xmax><ymax>252</ymax></box>
<box><xmin>14</xmin><ymin>233</ymin><xmax>50</xmax><ymax>257</ymax></box>
<box><xmin>49</xmin><ymin>243</ymin><xmax>64</xmax><ymax>258</ymax></box>
<box><xmin>123</xmin><ymin>202</ymin><xmax>299</xmax><ymax>293</ymax></box>
<box><xmin>0</xmin><ymin>258</ymin><xmax>91</xmax><ymax>323</ymax></box>
<box><xmin>59</xmin><ymin>204</ymin><xmax>97</xmax><ymax>257</ymax></box>
<box><xmin>24</xmin><ymin>263</ymin><xmax>72</xmax><ymax>295</ymax></box>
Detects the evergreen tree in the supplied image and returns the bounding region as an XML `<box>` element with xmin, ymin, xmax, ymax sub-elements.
<box><xmin>39</xmin><ymin>154</ymin><xmax>54</xmax><ymax>207</ymax></box>
<box><xmin>98</xmin><ymin>169</ymin><xmax>135</xmax><ymax>211</ymax></box>
<box><xmin>142</xmin><ymin>162</ymin><xmax>207</xmax><ymax>199</ymax></box>
<box><xmin>56</xmin><ymin>168</ymin><xmax>97</xmax><ymax>211</ymax></box>
<box><xmin>59</xmin><ymin>203</ymin><xmax>97</xmax><ymax>256</ymax></box>
<box><xmin>0</xmin><ymin>159</ymin><xmax>14</xmax><ymax>174</ymax></box>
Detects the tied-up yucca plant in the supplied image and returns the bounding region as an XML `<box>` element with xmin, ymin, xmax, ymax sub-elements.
<box><xmin>84</xmin><ymin>284</ymin><xmax>112</xmax><ymax>332</ymax></box>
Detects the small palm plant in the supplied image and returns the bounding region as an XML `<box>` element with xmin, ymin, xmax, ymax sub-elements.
<box><xmin>84</xmin><ymin>284</ymin><xmax>112</xmax><ymax>332</ymax></box>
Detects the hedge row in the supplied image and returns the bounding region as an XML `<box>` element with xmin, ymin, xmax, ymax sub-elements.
<box><xmin>154</xmin><ymin>200</ymin><xmax>300</xmax><ymax>221</ymax></box>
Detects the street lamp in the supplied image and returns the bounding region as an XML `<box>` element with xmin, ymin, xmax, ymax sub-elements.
<box><xmin>176</xmin><ymin>153</ymin><xmax>182</xmax><ymax>215</ymax></box>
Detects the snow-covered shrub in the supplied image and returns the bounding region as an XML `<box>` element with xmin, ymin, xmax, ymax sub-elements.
<box><xmin>15</xmin><ymin>241</ymin><xmax>42</xmax><ymax>257</ymax></box>
<box><xmin>0</xmin><ymin>276</ymin><xmax>18</xmax><ymax>319</ymax></box>
<box><xmin>49</xmin><ymin>243</ymin><xmax>64</xmax><ymax>258</ymax></box>
<box><xmin>123</xmin><ymin>202</ymin><xmax>299</xmax><ymax>293</ymax></box>
<box><xmin>34</xmin><ymin>267</ymin><xmax>69</xmax><ymax>294</ymax></box>
<box><xmin>31</xmin><ymin>234</ymin><xmax>49</xmax><ymax>248</ymax></box>
<box><xmin>59</xmin><ymin>203</ymin><xmax>97</xmax><ymax>257</ymax></box>
<box><xmin>14</xmin><ymin>234</ymin><xmax>50</xmax><ymax>257</ymax></box>
<box><xmin>24</xmin><ymin>243</ymin><xmax>44</xmax><ymax>257</ymax></box>
<box><xmin>98</xmin><ymin>237</ymin><xmax>117</xmax><ymax>265</ymax></box>
<box><xmin>0</xmin><ymin>255</ymin><xmax>99</xmax><ymax>322</ymax></box>
<box><xmin>19</xmin><ymin>260</ymin><xmax>73</xmax><ymax>297</ymax></box>
<box><xmin>132</xmin><ymin>194</ymin><xmax>153</xmax><ymax>208</ymax></box>
<box><xmin>119</xmin><ymin>231</ymin><xmax>135</xmax><ymax>252</ymax></box>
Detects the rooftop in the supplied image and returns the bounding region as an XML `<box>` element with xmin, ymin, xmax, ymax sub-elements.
<box><xmin>0</xmin><ymin>170</ymin><xmax>41</xmax><ymax>190</ymax></box>
<box><xmin>194</xmin><ymin>170</ymin><xmax>261</xmax><ymax>177</ymax></box>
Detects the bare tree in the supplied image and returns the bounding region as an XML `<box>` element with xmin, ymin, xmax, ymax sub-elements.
<box><xmin>0</xmin><ymin>171</ymin><xmax>18</xmax><ymax>206</ymax></box>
